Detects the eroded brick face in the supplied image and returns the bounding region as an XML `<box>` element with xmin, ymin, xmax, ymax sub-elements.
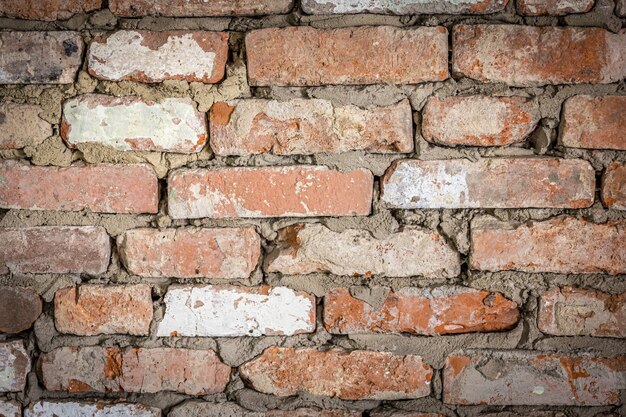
<box><xmin>516</xmin><ymin>0</ymin><xmax>594</xmax><ymax>15</ymax></box>
<box><xmin>602</xmin><ymin>162</ymin><xmax>626</xmax><ymax>210</ymax></box>
<box><xmin>0</xmin><ymin>400</ymin><xmax>20</xmax><ymax>417</ymax></box>
<box><xmin>302</xmin><ymin>0</ymin><xmax>508</xmax><ymax>14</ymax></box>
<box><xmin>109</xmin><ymin>0</ymin><xmax>293</xmax><ymax>16</ymax></box>
<box><xmin>0</xmin><ymin>287</ymin><xmax>41</xmax><ymax>334</ymax></box>
<box><xmin>0</xmin><ymin>341</ymin><xmax>30</xmax><ymax>392</ymax></box>
<box><xmin>25</xmin><ymin>401</ymin><xmax>160</xmax><ymax>417</ymax></box>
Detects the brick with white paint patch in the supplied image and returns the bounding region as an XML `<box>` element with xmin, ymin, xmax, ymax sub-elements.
<box><xmin>0</xmin><ymin>400</ymin><xmax>20</xmax><ymax>417</ymax></box>
<box><xmin>0</xmin><ymin>341</ymin><xmax>30</xmax><ymax>392</ymax></box>
<box><xmin>109</xmin><ymin>0</ymin><xmax>294</xmax><ymax>16</ymax></box>
<box><xmin>302</xmin><ymin>0</ymin><xmax>508</xmax><ymax>14</ymax></box>
<box><xmin>157</xmin><ymin>285</ymin><xmax>315</xmax><ymax>337</ymax></box>
<box><xmin>25</xmin><ymin>401</ymin><xmax>161</xmax><ymax>417</ymax></box>
<box><xmin>517</xmin><ymin>0</ymin><xmax>594</xmax><ymax>15</ymax></box>
<box><xmin>62</xmin><ymin>95</ymin><xmax>207</xmax><ymax>153</ymax></box>
<box><xmin>0</xmin><ymin>102</ymin><xmax>52</xmax><ymax>149</ymax></box>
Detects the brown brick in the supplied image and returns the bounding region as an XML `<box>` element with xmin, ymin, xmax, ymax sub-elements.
<box><xmin>209</xmin><ymin>99</ymin><xmax>413</xmax><ymax>155</ymax></box>
<box><xmin>0</xmin><ymin>0</ymin><xmax>102</xmax><ymax>20</ymax></box>
<box><xmin>40</xmin><ymin>347</ymin><xmax>230</xmax><ymax>395</ymax></box>
<box><xmin>538</xmin><ymin>287</ymin><xmax>625</xmax><ymax>338</ymax></box>
<box><xmin>517</xmin><ymin>0</ymin><xmax>594</xmax><ymax>15</ymax></box>
<box><xmin>0</xmin><ymin>32</ymin><xmax>83</xmax><ymax>84</ymax></box>
<box><xmin>381</xmin><ymin>158</ymin><xmax>595</xmax><ymax>209</ymax></box>
<box><xmin>421</xmin><ymin>96</ymin><xmax>539</xmax><ymax>147</ymax></box>
<box><xmin>559</xmin><ymin>96</ymin><xmax>626</xmax><ymax>150</ymax></box>
<box><xmin>0</xmin><ymin>341</ymin><xmax>30</xmax><ymax>392</ymax></box>
<box><xmin>54</xmin><ymin>285</ymin><xmax>153</xmax><ymax>336</ymax></box>
<box><xmin>240</xmin><ymin>347</ymin><xmax>432</xmax><ymax>400</ymax></box>
<box><xmin>602</xmin><ymin>162</ymin><xmax>626</xmax><ymax>210</ymax></box>
<box><xmin>0</xmin><ymin>226</ymin><xmax>110</xmax><ymax>275</ymax></box>
<box><xmin>246</xmin><ymin>26</ymin><xmax>448</xmax><ymax>86</ymax></box>
<box><xmin>167</xmin><ymin>166</ymin><xmax>373</xmax><ymax>219</ymax></box>
<box><xmin>109</xmin><ymin>0</ymin><xmax>293</xmax><ymax>16</ymax></box>
<box><xmin>452</xmin><ymin>25</ymin><xmax>626</xmax><ymax>86</ymax></box>
<box><xmin>302</xmin><ymin>0</ymin><xmax>508</xmax><ymax>14</ymax></box>
<box><xmin>0</xmin><ymin>102</ymin><xmax>52</xmax><ymax>149</ymax></box>
<box><xmin>470</xmin><ymin>216</ymin><xmax>626</xmax><ymax>274</ymax></box>
<box><xmin>324</xmin><ymin>287</ymin><xmax>519</xmax><ymax>335</ymax></box>
<box><xmin>0</xmin><ymin>161</ymin><xmax>158</xmax><ymax>214</ymax></box>
<box><xmin>0</xmin><ymin>287</ymin><xmax>41</xmax><ymax>334</ymax></box>
<box><xmin>443</xmin><ymin>351</ymin><xmax>626</xmax><ymax>405</ymax></box>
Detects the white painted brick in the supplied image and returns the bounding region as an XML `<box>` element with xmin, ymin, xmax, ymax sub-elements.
<box><xmin>0</xmin><ymin>341</ymin><xmax>30</xmax><ymax>392</ymax></box>
<box><xmin>25</xmin><ymin>401</ymin><xmax>161</xmax><ymax>417</ymax></box>
<box><xmin>0</xmin><ymin>400</ymin><xmax>20</xmax><ymax>417</ymax></box>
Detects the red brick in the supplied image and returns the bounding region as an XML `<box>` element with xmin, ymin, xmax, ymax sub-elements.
<box><xmin>209</xmin><ymin>99</ymin><xmax>413</xmax><ymax>155</ymax></box>
<box><xmin>559</xmin><ymin>96</ymin><xmax>625</xmax><ymax>150</ymax></box>
<box><xmin>0</xmin><ymin>226</ymin><xmax>110</xmax><ymax>275</ymax></box>
<box><xmin>54</xmin><ymin>285</ymin><xmax>153</xmax><ymax>336</ymax></box>
<box><xmin>167</xmin><ymin>166</ymin><xmax>373</xmax><ymax>219</ymax></box>
<box><xmin>40</xmin><ymin>347</ymin><xmax>230</xmax><ymax>395</ymax></box>
<box><xmin>118</xmin><ymin>227</ymin><xmax>261</xmax><ymax>278</ymax></box>
<box><xmin>0</xmin><ymin>287</ymin><xmax>42</xmax><ymax>334</ymax></box>
<box><xmin>517</xmin><ymin>0</ymin><xmax>594</xmax><ymax>15</ymax></box>
<box><xmin>381</xmin><ymin>158</ymin><xmax>595</xmax><ymax>209</ymax></box>
<box><xmin>452</xmin><ymin>25</ymin><xmax>626</xmax><ymax>86</ymax></box>
<box><xmin>0</xmin><ymin>102</ymin><xmax>52</xmax><ymax>149</ymax></box>
<box><xmin>0</xmin><ymin>161</ymin><xmax>158</xmax><ymax>214</ymax></box>
<box><xmin>0</xmin><ymin>341</ymin><xmax>30</xmax><ymax>392</ymax></box>
<box><xmin>0</xmin><ymin>0</ymin><xmax>101</xmax><ymax>20</ymax></box>
<box><xmin>246</xmin><ymin>26</ymin><xmax>448</xmax><ymax>86</ymax></box>
<box><xmin>239</xmin><ymin>347</ymin><xmax>432</xmax><ymax>400</ymax></box>
<box><xmin>109</xmin><ymin>0</ymin><xmax>293</xmax><ymax>16</ymax></box>
<box><xmin>25</xmin><ymin>401</ymin><xmax>160</xmax><ymax>417</ymax></box>
<box><xmin>443</xmin><ymin>351</ymin><xmax>626</xmax><ymax>405</ymax></box>
<box><xmin>324</xmin><ymin>287</ymin><xmax>519</xmax><ymax>335</ymax></box>
<box><xmin>302</xmin><ymin>0</ymin><xmax>508</xmax><ymax>14</ymax></box>
<box><xmin>470</xmin><ymin>216</ymin><xmax>626</xmax><ymax>274</ymax></box>
<box><xmin>421</xmin><ymin>96</ymin><xmax>539</xmax><ymax>147</ymax></box>
<box><xmin>538</xmin><ymin>287</ymin><xmax>626</xmax><ymax>338</ymax></box>
<box><xmin>602</xmin><ymin>162</ymin><xmax>626</xmax><ymax>210</ymax></box>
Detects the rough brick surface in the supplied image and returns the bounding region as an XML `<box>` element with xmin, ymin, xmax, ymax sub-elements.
<box><xmin>0</xmin><ymin>102</ymin><xmax>52</xmax><ymax>149</ymax></box>
<box><xmin>559</xmin><ymin>95</ymin><xmax>625</xmax><ymax>150</ymax></box>
<box><xmin>117</xmin><ymin>227</ymin><xmax>261</xmax><ymax>278</ymax></box>
<box><xmin>240</xmin><ymin>347</ymin><xmax>432</xmax><ymax>400</ymax></box>
<box><xmin>0</xmin><ymin>31</ymin><xmax>83</xmax><ymax>84</ymax></box>
<box><xmin>381</xmin><ymin>158</ymin><xmax>594</xmax><ymax>209</ymax></box>
<box><xmin>40</xmin><ymin>347</ymin><xmax>230</xmax><ymax>395</ymax></box>
<box><xmin>109</xmin><ymin>0</ymin><xmax>293</xmax><ymax>16</ymax></box>
<box><xmin>517</xmin><ymin>0</ymin><xmax>594</xmax><ymax>15</ymax></box>
<box><xmin>0</xmin><ymin>226</ymin><xmax>110</xmax><ymax>275</ymax></box>
<box><xmin>538</xmin><ymin>287</ymin><xmax>625</xmax><ymax>338</ymax></box>
<box><xmin>54</xmin><ymin>285</ymin><xmax>153</xmax><ymax>336</ymax></box>
<box><xmin>602</xmin><ymin>162</ymin><xmax>626</xmax><ymax>210</ymax></box>
<box><xmin>370</xmin><ymin>412</ymin><xmax>445</xmax><ymax>417</ymax></box>
<box><xmin>470</xmin><ymin>216</ymin><xmax>626</xmax><ymax>274</ymax></box>
<box><xmin>0</xmin><ymin>0</ymin><xmax>101</xmax><ymax>20</ymax></box>
<box><xmin>88</xmin><ymin>31</ymin><xmax>228</xmax><ymax>83</ymax></box>
<box><xmin>25</xmin><ymin>401</ymin><xmax>161</xmax><ymax>417</ymax></box>
<box><xmin>324</xmin><ymin>287</ymin><xmax>519</xmax><ymax>335</ymax></box>
<box><xmin>0</xmin><ymin>161</ymin><xmax>158</xmax><ymax>213</ymax></box>
<box><xmin>170</xmin><ymin>402</ymin><xmax>360</xmax><ymax>417</ymax></box>
<box><xmin>302</xmin><ymin>0</ymin><xmax>508</xmax><ymax>14</ymax></box>
<box><xmin>266</xmin><ymin>224</ymin><xmax>460</xmax><ymax>278</ymax></box>
<box><xmin>209</xmin><ymin>99</ymin><xmax>413</xmax><ymax>155</ymax></box>
<box><xmin>452</xmin><ymin>25</ymin><xmax>626</xmax><ymax>86</ymax></box>
<box><xmin>421</xmin><ymin>96</ymin><xmax>539</xmax><ymax>147</ymax></box>
<box><xmin>0</xmin><ymin>287</ymin><xmax>41</xmax><ymax>334</ymax></box>
<box><xmin>157</xmin><ymin>285</ymin><xmax>315</xmax><ymax>337</ymax></box>
<box><xmin>443</xmin><ymin>351</ymin><xmax>626</xmax><ymax>405</ymax></box>
<box><xmin>0</xmin><ymin>341</ymin><xmax>30</xmax><ymax>392</ymax></box>
<box><xmin>0</xmin><ymin>400</ymin><xmax>20</xmax><ymax>417</ymax></box>
<box><xmin>246</xmin><ymin>26</ymin><xmax>448</xmax><ymax>86</ymax></box>
<box><xmin>168</xmin><ymin>166</ymin><xmax>373</xmax><ymax>219</ymax></box>
<box><xmin>62</xmin><ymin>95</ymin><xmax>207</xmax><ymax>153</ymax></box>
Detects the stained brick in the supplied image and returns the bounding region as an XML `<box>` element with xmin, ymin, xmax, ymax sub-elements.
<box><xmin>602</xmin><ymin>162</ymin><xmax>626</xmax><ymax>210</ymax></box>
<box><xmin>0</xmin><ymin>0</ymin><xmax>102</xmax><ymax>20</ymax></box>
<box><xmin>0</xmin><ymin>400</ymin><xmax>20</xmax><ymax>417</ymax></box>
<box><xmin>302</xmin><ymin>0</ymin><xmax>508</xmax><ymax>14</ymax></box>
<box><xmin>25</xmin><ymin>401</ymin><xmax>161</xmax><ymax>417</ymax></box>
<box><xmin>517</xmin><ymin>0</ymin><xmax>594</xmax><ymax>15</ymax></box>
<box><xmin>0</xmin><ymin>341</ymin><xmax>30</xmax><ymax>392</ymax></box>
<box><xmin>0</xmin><ymin>102</ymin><xmax>52</xmax><ymax>149</ymax></box>
<box><xmin>109</xmin><ymin>0</ymin><xmax>293</xmax><ymax>16</ymax></box>
<box><xmin>0</xmin><ymin>287</ymin><xmax>42</xmax><ymax>334</ymax></box>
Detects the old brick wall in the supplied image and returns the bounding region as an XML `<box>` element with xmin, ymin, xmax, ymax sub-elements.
<box><xmin>0</xmin><ymin>0</ymin><xmax>625</xmax><ymax>416</ymax></box>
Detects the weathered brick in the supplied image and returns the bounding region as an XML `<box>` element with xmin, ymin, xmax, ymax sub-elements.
<box><xmin>0</xmin><ymin>31</ymin><xmax>83</xmax><ymax>84</ymax></box>
<box><xmin>0</xmin><ymin>341</ymin><xmax>30</xmax><ymax>392</ymax></box>
<box><xmin>559</xmin><ymin>96</ymin><xmax>625</xmax><ymax>150</ymax></box>
<box><xmin>267</xmin><ymin>224</ymin><xmax>460</xmax><ymax>278</ymax></box>
<box><xmin>246</xmin><ymin>26</ymin><xmax>448</xmax><ymax>86</ymax></box>
<box><xmin>443</xmin><ymin>351</ymin><xmax>626</xmax><ymax>405</ymax></box>
<box><xmin>25</xmin><ymin>401</ymin><xmax>160</xmax><ymax>417</ymax></box>
<box><xmin>421</xmin><ymin>96</ymin><xmax>539</xmax><ymax>147</ymax></box>
<box><xmin>538</xmin><ymin>287</ymin><xmax>625</xmax><ymax>338</ymax></box>
<box><xmin>324</xmin><ymin>287</ymin><xmax>519</xmax><ymax>335</ymax></box>
<box><xmin>618</xmin><ymin>0</ymin><xmax>626</xmax><ymax>15</ymax></box>
<box><xmin>517</xmin><ymin>0</ymin><xmax>594</xmax><ymax>15</ymax></box>
<box><xmin>370</xmin><ymin>411</ymin><xmax>445</xmax><ymax>417</ymax></box>
<box><xmin>602</xmin><ymin>162</ymin><xmax>626</xmax><ymax>210</ymax></box>
<box><xmin>170</xmin><ymin>402</ymin><xmax>360</xmax><ymax>417</ymax></box>
<box><xmin>302</xmin><ymin>0</ymin><xmax>508</xmax><ymax>14</ymax></box>
<box><xmin>0</xmin><ymin>400</ymin><xmax>20</xmax><ymax>417</ymax></box>
<box><xmin>478</xmin><ymin>413</ymin><xmax>566</xmax><ymax>417</ymax></box>
<box><xmin>0</xmin><ymin>226</ymin><xmax>110</xmax><ymax>275</ymax></box>
<box><xmin>265</xmin><ymin>410</ymin><xmax>359</xmax><ymax>417</ymax></box>
<box><xmin>62</xmin><ymin>95</ymin><xmax>207</xmax><ymax>153</ymax></box>
<box><xmin>54</xmin><ymin>285</ymin><xmax>153</xmax><ymax>336</ymax></box>
<box><xmin>381</xmin><ymin>158</ymin><xmax>594</xmax><ymax>209</ymax></box>
<box><xmin>117</xmin><ymin>227</ymin><xmax>261</xmax><ymax>278</ymax></box>
<box><xmin>240</xmin><ymin>347</ymin><xmax>432</xmax><ymax>400</ymax></box>
<box><xmin>40</xmin><ymin>347</ymin><xmax>230</xmax><ymax>395</ymax></box>
<box><xmin>88</xmin><ymin>31</ymin><xmax>228</xmax><ymax>83</ymax></box>
<box><xmin>109</xmin><ymin>0</ymin><xmax>293</xmax><ymax>16</ymax></box>
<box><xmin>209</xmin><ymin>99</ymin><xmax>413</xmax><ymax>155</ymax></box>
<box><xmin>470</xmin><ymin>216</ymin><xmax>626</xmax><ymax>274</ymax></box>
<box><xmin>0</xmin><ymin>161</ymin><xmax>158</xmax><ymax>213</ymax></box>
<box><xmin>0</xmin><ymin>0</ymin><xmax>101</xmax><ymax>20</ymax></box>
<box><xmin>452</xmin><ymin>25</ymin><xmax>626</xmax><ymax>86</ymax></box>
<box><xmin>157</xmin><ymin>285</ymin><xmax>314</xmax><ymax>337</ymax></box>
<box><xmin>168</xmin><ymin>166</ymin><xmax>373</xmax><ymax>219</ymax></box>
<box><xmin>0</xmin><ymin>102</ymin><xmax>52</xmax><ymax>149</ymax></box>
<box><xmin>0</xmin><ymin>287</ymin><xmax>42</xmax><ymax>334</ymax></box>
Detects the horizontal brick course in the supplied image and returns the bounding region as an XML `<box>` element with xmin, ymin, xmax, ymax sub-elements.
<box><xmin>302</xmin><ymin>0</ymin><xmax>508</xmax><ymax>14</ymax></box>
<box><xmin>109</xmin><ymin>0</ymin><xmax>293</xmax><ymax>16</ymax></box>
<box><xmin>25</xmin><ymin>401</ymin><xmax>161</xmax><ymax>417</ymax></box>
<box><xmin>516</xmin><ymin>0</ymin><xmax>594</xmax><ymax>15</ymax></box>
<box><xmin>0</xmin><ymin>0</ymin><xmax>102</xmax><ymax>20</ymax></box>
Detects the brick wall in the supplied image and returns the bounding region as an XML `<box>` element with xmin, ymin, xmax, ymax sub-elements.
<box><xmin>0</xmin><ymin>1</ymin><xmax>625</xmax><ymax>416</ymax></box>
